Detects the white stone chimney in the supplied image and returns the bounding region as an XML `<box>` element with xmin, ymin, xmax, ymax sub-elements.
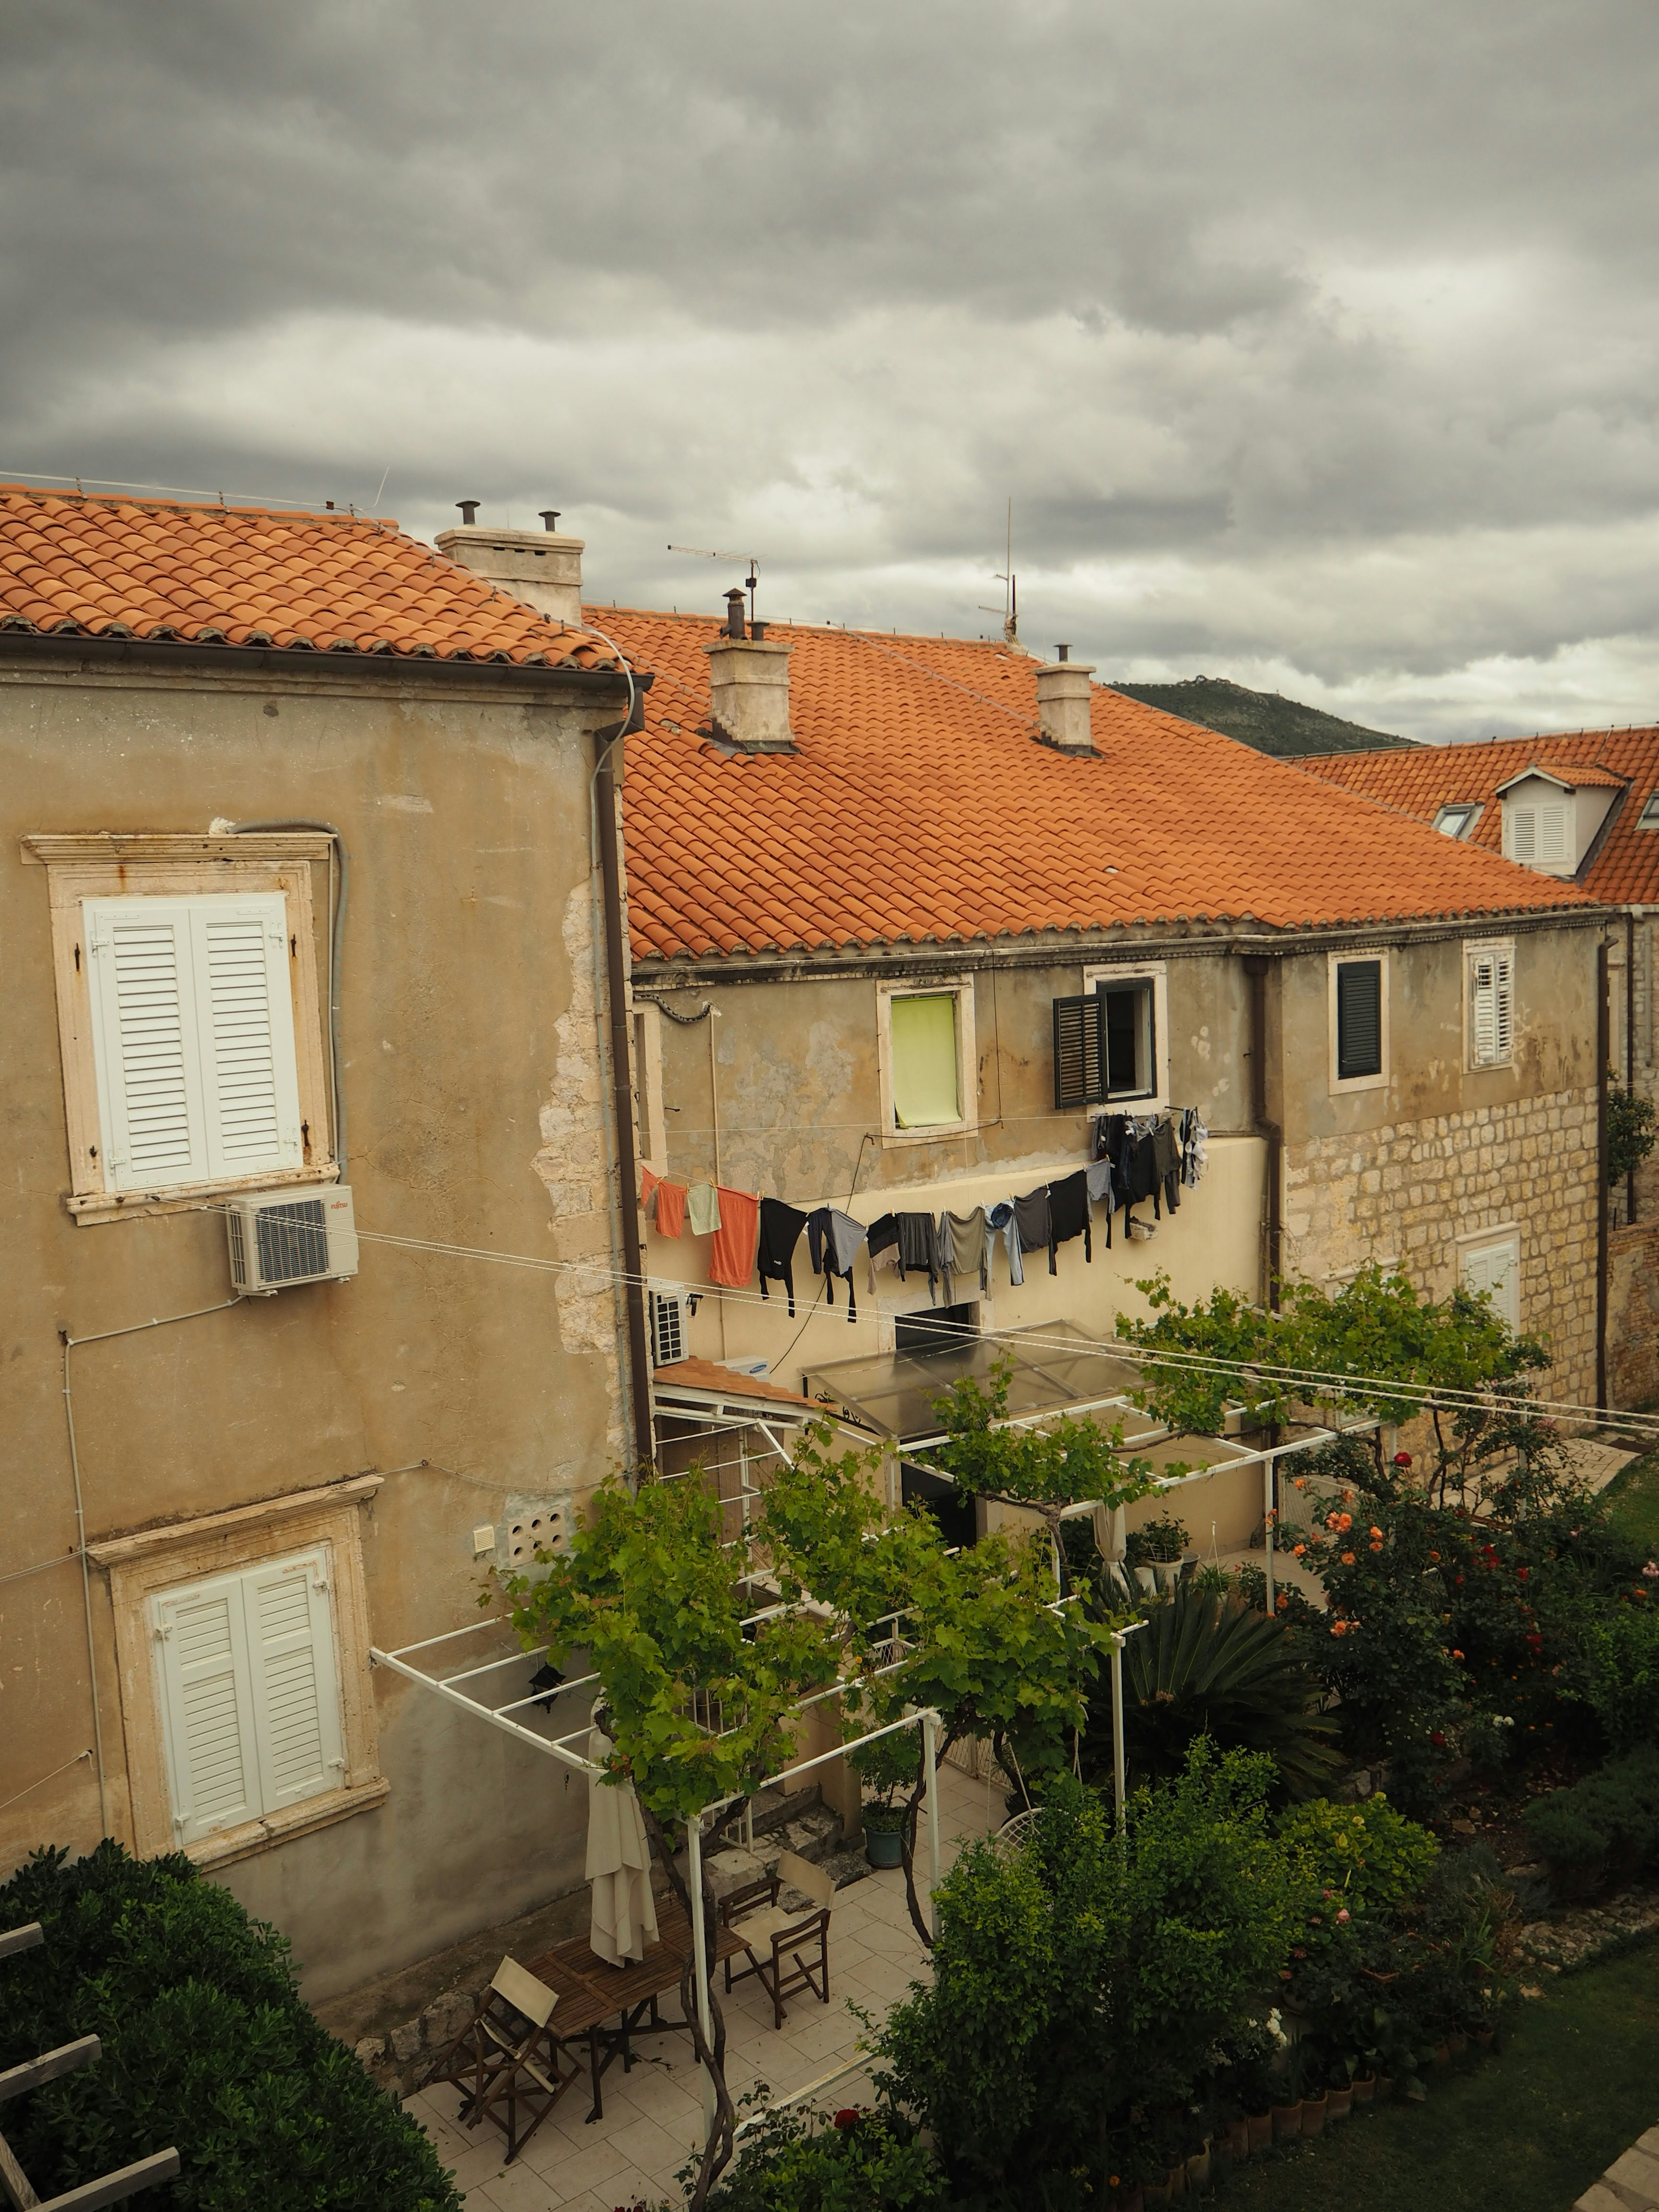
<box><xmin>433</xmin><ymin>504</ymin><xmax>585</xmax><ymax>628</ymax></box>
<box><xmin>1036</xmin><ymin>644</ymin><xmax>1096</xmax><ymax>755</ymax></box>
<box><xmin>703</xmin><ymin>590</ymin><xmax>795</xmax><ymax>752</ymax></box>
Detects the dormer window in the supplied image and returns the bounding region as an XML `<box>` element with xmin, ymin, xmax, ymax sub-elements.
<box><xmin>1433</xmin><ymin>803</ymin><xmax>1481</xmax><ymax>840</ymax></box>
<box><xmin>1505</xmin><ymin>801</ymin><xmax>1570</xmax><ymax>864</ymax></box>
<box><xmin>1639</xmin><ymin>793</ymin><xmax>1659</xmax><ymax>829</ymax></box>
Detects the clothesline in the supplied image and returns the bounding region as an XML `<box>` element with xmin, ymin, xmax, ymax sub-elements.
<box><xmin>641</xmin><ymin>1106</ymin><xmax>1210</xmax><ymax>1322</ymax></box>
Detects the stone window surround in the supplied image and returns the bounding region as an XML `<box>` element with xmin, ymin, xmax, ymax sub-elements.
<box><xmin>1082</xmin><ymin>958</ymin><xmax>1171</xmax><ymax>1112</ymax></box>
<box><xmin>22</xmin><ymin>832</ymin><xmax>337</xmax><ymax>1226</ymax></box>
<box><xmin>875</xmin><ymin>975</ymin><xmax>979</xmax><ymax>1145</ymax></box>
<box><xmin>89</xmin><ymin>1474</ymin><xmax>385</xmax><ymax>1871</ymax></box>
<box><xmin>1327</xmin><ymin>947</ymin><xmax>1392</xmax><ymax>1096</ymax></box>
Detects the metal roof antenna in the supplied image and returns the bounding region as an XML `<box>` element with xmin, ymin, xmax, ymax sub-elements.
<box><xmin>668</xmin><ymin>543</ymin><xmax>764</xmax><ymax>632</ymax></box>
<box><xmin>978</xmin><ymin>496</ymin><xmax>1017</xmax><ymax>644</ymax></box>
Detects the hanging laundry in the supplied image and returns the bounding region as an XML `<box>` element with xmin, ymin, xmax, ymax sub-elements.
<box><xmin>896</xmin><ymin>1212</ymin><xmax>941</xmax><ymax>1302</ymax></box>
<box><xmin>807</xmin><ymin>1207</ymin><xmax>864</xmax><ymax>1321</ymax></box>
<box><xmin>987</xmin><ymin>1200</ymin><xmax>1024</xmax><ymax>1287</ymax></box>
<box><xmin>1013</xmin><ymin>1185</ymin><xmax>1057</xmax><ymax>1277</ymax></box>
<box><xmin>1048</xmin><ymin>1170</ymin><xmax>1092</xmax><ymax>1262</ymax></box>
<box><xmin>1180</xmin><ymin>1107</ymin><xmax>1209</xmax><ymax>1187</ymax></box>
<box><xmin>757</xmin><ymin>1198</ymin><xmax>810</xmax><ymax>1316</ymax></box>
<box><xmin>938</xmin><ymin>1208</ymin><xmax>990</xmax><ymax>1305</ymax></box>
<box><xmin>1153</xmin><ymin>1117</ymin><xmax>1181</xmax><ymax>1215</ymax></box>
<box><xmin>707</xmin><ymin>1187</ymin><xmax>760</xmax><ymax>1289</ymax></box>
<box><xmin>1085</xmin><ymin>1155</ymin><xmax>1116</xmax><ymax>1248</ymax></box>
<box><xmin>641</xmin><ymin>1166</ymin><xmax>660</xmax><ymax>1215</ymax></box>
<box><xmin>686</xmin><ymin>1183</ymin><xmax>722</xmax><ymax>1236</ymax></box>
<box><xmin>653</xmin><ymin>1180</ymin><xmax>688</xmax><ymax>1238</ymax></box>
<box><xmin>865</xmin><ymin>1212</ymin><xmax>901</xmax><ymax>1292</ymax></box>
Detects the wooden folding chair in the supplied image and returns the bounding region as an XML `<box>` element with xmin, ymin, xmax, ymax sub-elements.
<box><xmin>718</xmin><ymin>1848</ymin><xmax>835</xmax><ymax>2029</ymax></box>
<box><xmin>421</xmin><ymin>1955</ymin><xmax>578</xmax><ymax>2162</ymax></box>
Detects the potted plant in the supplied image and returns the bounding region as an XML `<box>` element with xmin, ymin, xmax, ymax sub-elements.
<box><xmin>1136</xmin><ymin>1511</ymin><xmax>1192</xmax><ymax>1594</ymax></box>
<box><xmin>849</xmin><ymin>1726</ymin><xmax>918</xmax><ymax>1869</ymax></box>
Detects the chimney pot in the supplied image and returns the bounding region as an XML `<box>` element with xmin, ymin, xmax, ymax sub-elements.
<box><xmin>724</xmin><ymin>588</ymin><xmax>747</xmax><ymax>640</ymax></box>
<box><xmin>539</xmin><ymin>510</ymin><xmax>561</xmax><ymax>532</ymax></box>
<box><xmin>456</xmin><ymin>499</ymin><xmax>480</xmax><ymax>525</ymax></box>
<box><xmin>1035</xmin><ymin>652</ymin><xmax>1097</xmax><ymax>754</ymax></box>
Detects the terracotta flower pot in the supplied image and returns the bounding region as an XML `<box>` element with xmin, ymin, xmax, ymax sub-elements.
<box><xmin>1350</xmin><ymin>2075</ymin><xmax>1376</xmax><ymax>2110</ymax></box>
<box><xmin>1119</xmin><ymin>2188</ymin><xmax>1144</xmax><ymax>2212</ymax></box>
<box><xmin>1247</xmin><ymin>2111</ymin><xmax>1274</xmax><ymax>2155</ymax></box>
<box><xmin>1373</xmin><ymin>2074</ymin><xmax>1393</xmax><ymax>2103</ymax></box>
<box><xmin>1186</xmin><ymin>2145</ymin><xmax>1211</xmax><ymax>2190</ymax></box>
<box><xmin>1301</xmin><ymin>2091</ymin><xmax>1328</xmax><ymax>2138</ymax></box>
<box><xmin>1433</xmin><ymin>2041</ymin><xmax>1451</xmax><ymax>2066</ymax></box>
<box><xmin>1142</xmin><ymin>2182</ymin><xmax>1170</xmax><ymax>2209</ymax></box>
<box><xmin>1272</xmin><ymin>2099</ymin><xmax>1303</xmax><ymax>2142</ymax></box>
<box><xmin>1327</xmin><ymin>2085</ymin><xmax>1352</xmax><ymax>2122</ymax></box>
<box><xmin>1166</xmin><ymin>2160</ymin><xmax>1188</xmax><ymax>2197</ymax></box>
<box><xmin>1447</xmin><ymin>2031</ymin><xmax>1468</xmax><ymax>2055</ymax></box>
<box><xmin>1213</xmin><ymin>2138</ymin><xmax>1235</xmax><ymax>2188</ymax></box>
<box><xmin>1227</xmin><ymin>2117</ymin><xmax>1252</xmax><ymax>2161</ymax></box>
<box><xmin>1475</xmin><ymin>2029</ymin><xmax>1494</xmax><ymax>2048</ymax></box>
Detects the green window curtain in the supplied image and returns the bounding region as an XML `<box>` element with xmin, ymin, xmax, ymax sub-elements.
<box><xmin>891</xmin><ymin>994</ymin><xmax>960</xmax><ymax>1128</ymax></box>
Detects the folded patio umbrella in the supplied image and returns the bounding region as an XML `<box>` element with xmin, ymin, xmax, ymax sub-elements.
<box><xmin>585</xmin><ymin>1702</ymin><xmax>660</xmax><ymax>1967</ymax></box>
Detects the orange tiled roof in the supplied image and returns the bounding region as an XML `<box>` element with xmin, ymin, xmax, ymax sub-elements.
<box><xmin>1298</xmin><ymin>729</ymin><xmax>1659</xmax><ymax>908</ymax></box>
<box><xmin>599</xmin><ymin>608</ymin><xmax>1597</xmax><ymax>962</ymax></box>
<box><xmin>1497</xmin><ymin>761</ymin><xmax>1629</xmax><ymax>790</ymax></box>
<box><xmin>0</xmin><ymin>486</ymin><xmax>623</xmax><ymax>671</ymax></box>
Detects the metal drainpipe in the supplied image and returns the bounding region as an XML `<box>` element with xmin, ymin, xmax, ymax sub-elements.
<box><xmin>1627</xmin><ymin>909</ymin><xmax>1637</xmax><ymax>1225</ymax></box>
<box><xmin>1242</xmin><ymin>954</ymin><xmax>1282</xmax><ymax>1309</ymax></box>
<box><xmin>1598</xmin><ymin>935</ymin><xmax>1611</xmax><ymax>1411</ymax></box>
<box><xmin>593</xmin><ymin>733</ymin><xmax>655</xmax><ymax>1471</ymax></box>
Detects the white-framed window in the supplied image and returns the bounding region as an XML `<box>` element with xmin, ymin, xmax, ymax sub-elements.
<box><xmin>1504</xmin><ymin>799</ymin><xmax>1570</xmax><ymax>867</ymax></box>
<box><xmin>1080</xmin><ymin>961</ymin><xmax>1170</xmax><ymax>1110</ymax></box>
<box><xmin>1328</xmin><ymin>950</ymin><xmax>1389</xmax><ymax>1093</ymax></box>
<box><xmin>1465</xmin><ymin>938</ymin><xmax>1516</xmax><ymax>1069</ymax></box>
<box><xmin>877</xmin><ymin>979</ymin><xmax>976</xmax><ymax>1140</ymax></box>
<box><xmin>151</xmin><ymin>1546</ymin><xmax>345</xmax><ymax>1849</ymax></box>
<box><xmin>84</xmin><ymin>893</ymin><xmax>303</xmax><ymax>1193</ymax></box>
<box><xmin>1639</xmin><ymin>793</ymin><xmax>1659</xmax><ymax>830</ymax></box>
<box><xmin>1459</xmin><ymin>1227</ymin><xmax>1521</xmax><ymax>1334</ymax></box>
<box><xmin>1433</xmin><ymin>803</ymin><xmax>1482</xmax><ymax>841</ymax></box>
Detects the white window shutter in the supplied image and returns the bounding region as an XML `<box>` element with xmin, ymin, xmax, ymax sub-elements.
<box><xmin>191</xmin><ymin>897</ymin><xmax>303</xmax><ymax>1177</ymax></box>
<box><xmin>1494</xmin><ymin>952</ymin><xmax>1514</xmax><ymax>1060</ymax></box>
<box><xmin>153</xmin><ymin>1576</ymin><xmax>260</xmax><ymax>1846</ymax></box>
<box><xmin>84</xmin><ymin>900</ymin><xmax>212</xmax><ymax>1190</ymax></box>
<box><xmin>1463</xmin><ymin>1239</ymin><xmax>1519</xmax><ymax>1332</ymax></box>
<box><xmin>1539</xmin><ymin>804</ymin><xmax>1570</xmax><ymax>864</ymax></box>
<box><xmin>1509</xmin><ymin>807</ymin><xmax>1536</xmax><ymax>861</ymax></box>
<box><xmin>1470</xmin><ymin>957</ymin><xmax>1497</xmax><ymax>1065</ymax></box>
<box><xmin>242</xmin><ymin>1551</ymin><xmax>343</xmax><ymax>1812</ymax></box>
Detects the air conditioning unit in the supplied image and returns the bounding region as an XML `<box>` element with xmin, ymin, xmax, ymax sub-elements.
<box><xmin>227</xmin><ymin>1187</ymin><xmax>358</xmax><ymax>1295</ymax></box>
<box><xmin>648</xmin><ymin>1287</ymin><xmax>686</xmax><ymax>1366</ymax></box>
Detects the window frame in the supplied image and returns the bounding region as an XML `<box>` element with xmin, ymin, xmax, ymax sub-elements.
<box><xmin>877</xmin><ymin>977</ymin><xmax>977</xmax><ymax>1144</ymax></box>
<box><xmin>89</xmin><ymin>1475</ymin><xmax>385</xmax><ymax>1869</ymax></box>
<box><xmin>1638</xmin><ymin>793</ymin><xmax>1659</xmax><ymax>830</ymax></box>
<box><xmin>1458</xmin><ymin>1224</ymin><xmax>1521</xmax><ymax>1334</ymax></box>
<box><xmin>1433</xmin><ymin>802</ymin><xmax>1482</xmax><ymax>840</ymax></box>
<box><xmin>1327</xmin><ymin>948</ymin><xmax>1391</xmax><ymax>1095</ymax></box>
<box><xmin>1082</xmin><ymin>960</ymin><xmax>1170</xmax><ymax>1112</ymax></box>
<box><xmin>25</xmin><ymin>834</ymin><xmax>336</xmax><ymax>1224</ymax></box>
<box><xmin>1464</xmin><ymin>936</ymin><xmax>1517</xmax><ymax>1072</ymax></box>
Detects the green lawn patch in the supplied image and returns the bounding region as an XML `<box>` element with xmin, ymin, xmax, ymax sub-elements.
<box><xmin>1603</xmin><ymin>1447</ymin><xmax>1659</xmax><ymax>1557</ymax></box>
<box><xmin>1224</xmin><ymin>1939</ymin><xmax>1659</xmax><ymax>2212</ymax></box>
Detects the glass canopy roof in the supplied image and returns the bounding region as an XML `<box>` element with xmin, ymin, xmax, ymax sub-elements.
<box><xmin>804</xmin><ymin>1320</ymin><xmax>1162</xmax><ymax>1446</ymax></box>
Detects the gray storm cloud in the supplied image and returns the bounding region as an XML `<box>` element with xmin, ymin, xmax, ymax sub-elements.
<box><xmin>3</xmin><ymin>0</ymin><xmax>1656</xmax><ymax>740</ymax></box>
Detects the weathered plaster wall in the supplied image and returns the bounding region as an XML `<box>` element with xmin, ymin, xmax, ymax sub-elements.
<box><xmin>0</xmin><ymin>653</ymin><xmax>628</xmax><ymax>1998</ymax></box>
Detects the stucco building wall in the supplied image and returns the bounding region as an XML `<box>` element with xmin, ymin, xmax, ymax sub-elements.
<box><xmin>0</xmin><ymin>648</ymin><xmax>631</xmax><ymax>1998</ymax></box>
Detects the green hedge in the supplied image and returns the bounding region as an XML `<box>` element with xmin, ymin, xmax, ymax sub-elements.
<box><xmin>1523</xmin><ymin>1748</ymin><xmax>1659</xmax><ymax>1875</ymax></box>
<box><xmin>0</xmin><ymin>1843</ymin><xmax>460</xmax><ymax>2212</ymax></box>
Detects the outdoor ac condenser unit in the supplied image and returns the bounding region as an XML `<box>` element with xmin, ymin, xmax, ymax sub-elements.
<box><xmin>226</xmin><ymin>1187</ymin><xmax>358</xmax><ymax>1295</ymax></box>
<box><xmin>648</xmin><ymin>1287</ymin><xmax>686</xmax><ymax>1366</ymax></box>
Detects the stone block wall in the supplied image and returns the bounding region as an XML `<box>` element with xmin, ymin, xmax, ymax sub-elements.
<box><xmin>1282</xmin><ymin>1085</ymin><xmax>1600</xmax><ymax>1411</ymax></box>
<box><xmin>1608</xmin><ymin>1221</ymin><xmax>1659</xmax><ymax>1411</ymax></box>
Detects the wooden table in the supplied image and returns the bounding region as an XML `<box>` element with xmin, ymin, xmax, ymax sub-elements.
<box><xmin>526</xmin><ymin>1900</ymin><xmax>745</xmax><ymax>2128</ymax></box>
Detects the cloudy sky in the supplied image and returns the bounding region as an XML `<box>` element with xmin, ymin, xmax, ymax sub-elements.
<box><xmin>5</xmin><ymin>0</ymin><xmax>1656</xmax><ymax>741</ymax></box>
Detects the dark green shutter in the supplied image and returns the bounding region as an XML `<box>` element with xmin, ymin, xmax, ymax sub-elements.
<box><xmin>1336</xmin><ymin>960</ymin><xmax>1383</xmax><ymax>1079</ymax></box>
<box><xmin>1053</xmin><ymin>995</ymin><xmax>1107</xmax><ymax>1109</ymax></box>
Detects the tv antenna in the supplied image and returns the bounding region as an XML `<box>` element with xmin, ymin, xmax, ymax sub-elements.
<box><xmin>978</xmin><ymin>497</ymin><xmax>1017</xmax><ymax>643</ymax></box>
<box><xmin>668</xmin><ymin>543</ymin><xmax>763</xmax><ymax>629</ymax></box>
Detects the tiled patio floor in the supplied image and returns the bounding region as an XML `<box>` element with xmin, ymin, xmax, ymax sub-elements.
<box><xmin>405</xmin><ymin>1760</ymin><xmax>995</xmax><ymax>2210</ymax></box>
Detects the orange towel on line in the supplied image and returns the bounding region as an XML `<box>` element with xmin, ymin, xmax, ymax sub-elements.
<box><xmin>655</xmin><ymin>1180</ymin><xmax>687</xmax><ymax>1238</ymax></box>
<box><xmin>707</xmin><ymin>1187</ymin><xmax>760</xmax><ymax>1289</ymax></box>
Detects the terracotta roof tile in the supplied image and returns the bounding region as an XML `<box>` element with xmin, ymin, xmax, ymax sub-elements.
<box><xmin>0</xmin><ymin>485</ymin><xmax>626</xmax><ymax>674</ymax></box>
<box><xmin>1297</xmin><ymin>729</ymin><xmax>1659</xmax><ymax>908</ymax></box>
<box><xmin>604</xmin><ymin>609</ymin><xmax>1597</xmax><ymax>963</ymax></box>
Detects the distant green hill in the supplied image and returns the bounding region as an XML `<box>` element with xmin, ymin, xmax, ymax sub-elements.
<box><xmin>1108</xmin><ymin>675</ymin><xmax>1414</xmax><ymax>757</ymax></box>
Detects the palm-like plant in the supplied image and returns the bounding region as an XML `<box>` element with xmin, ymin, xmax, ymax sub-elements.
<box><xmin>1081</xmin><ymin>1589</ymin><xmax>1341</xmax><ymax>1800</ymax></box>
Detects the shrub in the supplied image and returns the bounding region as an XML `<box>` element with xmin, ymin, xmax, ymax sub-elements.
<box><xmin>1278</xmin><ymin>1795</ymin><xmax>1439</xmax><ymax>1919</ymax></box>
<box><xmin>0</xmin><ymin>1843</ymin><xmax>461</xmax><ymax>2212</ymax></box>
<box><xmin>1080</xmin><ymin>1589</ymin><xmax>1341</xmax><ymax>1800</ymax></box>
<box><xmin>706</xmin><ymin>2106</ymin><xmax>947</xmax><ymax>2211</ymax></box>
<box><xmin>1524</xmin><ymin>1748</ymin><xmax>1659</xmax><ymax>1880</ymax></box>
<box><xmin>1573</xmin><ymin>1596</ymin><xmax>1659</xmax><ymax>1750</ymax></box>
<box><xmin>1124</xmin><ymin>1512</ymin><xmax>1190</xmax><ymax>1568</ymax></box>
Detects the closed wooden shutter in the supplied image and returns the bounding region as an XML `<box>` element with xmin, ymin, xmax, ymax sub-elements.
<box><xmin>1508</xmin><ymin>807</ymin><xmax>1536</xmax><ymax>861</ymax></box>
<box><xmin>1052</xmin><ymin>994</ymin><xmax>1107</xmax><ymax>1109</ymax></box>
<box><xmin>1335</xmin><ymin>960</ymin><xmax>1383</xmax><ymax>1080</ymax></box>
<box><xmin>153</xmin><ymin>1548</ymin><xmax>343</xmax><ymax>1843</ymax></box>
<box><xmin>83</xmin><ymin>893</ymin><xmax>302</xmax><ymax>1189</ymax></box>
<box><xmin>154</xmin><ymin>1573</ymin><xmax>260</xmax><ymax>1846</ymax></box>
<box><xmin>1462</xmin><ymin>1238</ymin><xmax>1519</xmax><ymax>1331</ymax></box>
<box><xmin>1538</xmin><ymin>804</ymin><xmax>1570</xmax><ymax>864</ymax></box>
<box><xmin>243</xmin><ymin>1552</ymin><xmax>343</xmax><ymax>1812</ymax></box>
